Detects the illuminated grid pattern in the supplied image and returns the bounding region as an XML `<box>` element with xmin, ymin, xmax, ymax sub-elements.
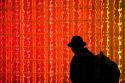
<box><xmin>0</xmin><ymin>0</ymin><xmax>125</xmax><ymax>83</ymax></box>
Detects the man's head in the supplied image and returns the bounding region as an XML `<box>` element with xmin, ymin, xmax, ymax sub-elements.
<box><xmin>68</xmin><ymin>36</ymin><xmax>86</xmax><ymax>53</ymax></box>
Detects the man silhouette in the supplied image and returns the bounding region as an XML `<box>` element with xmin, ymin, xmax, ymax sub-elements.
<box><xmin>68</xmin><ymin>36</ymin><xmax>96</xmax><ymax>83</ymax></box>
<box><xmin>68</xmin><ymin>36</ymin><xmax>120</xmax><ymax>83</ymax></box>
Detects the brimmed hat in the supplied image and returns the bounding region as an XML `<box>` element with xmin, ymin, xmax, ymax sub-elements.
<box><xmin>68</xmin><ymin>36</ymin><xmax>86</xmax><ymax>48</ymax></box>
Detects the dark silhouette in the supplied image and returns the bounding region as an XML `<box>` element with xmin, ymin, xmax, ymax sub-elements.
<box><xmin>68</xmin><ymin>36</ymin><xmax>120</xmax><ymax>83</ymax></box>
<box><xmin>95</xmin><ymin>51</ymin><xmax>120</xmax><ymax>83</ymax></box>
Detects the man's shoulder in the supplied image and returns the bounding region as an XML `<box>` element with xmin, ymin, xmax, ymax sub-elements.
<box><xmin>78</xmin><ymin>51</ymin><xmax>95</xmax><ymax>59</ymax></box>
<box><xmin>77</xmin><ymin>53</ymin><xmax>96</xmax><ymax>63</ymax></box>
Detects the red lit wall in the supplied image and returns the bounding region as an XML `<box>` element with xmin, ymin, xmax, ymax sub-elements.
<box><xmin>0</xmin><ymin>0</ymin><xmax>125</xmax><ymax>83</ymax></box>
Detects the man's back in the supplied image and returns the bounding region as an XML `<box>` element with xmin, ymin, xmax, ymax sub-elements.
<box><xmin>70</xmin><ymin>48</ymin><xmax>96</xmax><ymax>83</ymax></box>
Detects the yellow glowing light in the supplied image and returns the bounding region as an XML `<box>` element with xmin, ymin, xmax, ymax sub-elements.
<box><xmin>118</xmin><ymin>0</ymin><xmax>124</xmax><ymax>82</ymax></box>
<box><xmin>106</xmin><ymin>0</ymin><xmax>110</xmax><ymax>57</ymax></box>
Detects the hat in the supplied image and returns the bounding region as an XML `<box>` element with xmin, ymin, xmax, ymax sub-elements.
<box><xmin>68</xmin><ymin>36</ymin><xmax>86</xmax><ymax>48</ymax></box>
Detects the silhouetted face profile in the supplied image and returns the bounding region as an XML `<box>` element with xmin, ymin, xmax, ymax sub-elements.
<box><xmin>71</xmin><ymin>47</ymin><xmax>76</xmax><ymax>54</ymax></box>
<box><xmin>68</xmin><ymin>36</ymin><xmax>86</xmax><ymax>54</ymax></box>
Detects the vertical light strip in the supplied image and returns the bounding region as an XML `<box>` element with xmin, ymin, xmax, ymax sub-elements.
<box><xmin>124</xmin><ymin>0</ymin><xmax>125</xmax><ymax>81</ymax></box>
<box><xmin>32</xmin><ymin>0</ymin><xmax>36</xmax><ymax>83</ymax></box>
<box><xmin>88</xmin><ymin>0</ymin><xmax>92</xmax><ymax>50</ymax></box>
<box><xmin>106</xmin><ymin>0</ymin><xmax>110</xmax><ymax>57</ymax></box>
<box><xmin>61</xmin><ymin>0</ymin><xmax>65</xmax><ymax>82</ymax></box>
<box><xmin>57</xmin><ymin>0</ymin><xmax>63</xmax><ymax>82</ymax></box>
<box><xmin>67</xmin><ymin>1</ymin><xmax>70</xmax><ymax>82</ymax></box>
<box><xmin>8</xmin><ymin>1</ymin><xmax>13</xmax><ymax>82</ymax></box>
<box><xmin>88</xmin><ymin>0</ymin><xmax>94</xmax><ymax>51</ymax></box>
<box><xmin>74</xmin><ymin>0</ymin><xmax>79</xmax><ymax>35</ymax></box>
<box><xmin>43</xmin><ymin>4</ymin><xmax>46</xmax><ymax>80</ymax></box>
<box><xmin>84</xmin><ymin>0</ymin><xmax>89</xmax><ymax>44</ymax></box>
<box><xmin>5</xmin><ymin>1</ymin><xmax>8</xmax><ymax>82</ymax></box>
<box><xmin>95</xmin><ymin>0</ymin><xmax>97</xmax><ymax>54</ymax></box>
<box><xmin>77</xmin><ymin>0</ymin><xmax>81</xmax><ymax>35</ymax></box>
<box><xmin>78</xmin><ymin>0</ymin><xmax>83</xmax><ymax>36</ymax></box>
<box><xmin>80</xmin><ymin>0</ymin><xmax>84</xmax><ymax>38</ymax></box>
<box><xmin>118</xmin><ymin>0</ymin><xmax>123</xmax><ymax>82</ymax></box>
<box><xmin>48</xmin><ymin>0</ymin><xmax>54</xmax><ymax>82</ymax></box>
<box><xmin>13</xmin><ymin>0</ymin><xmax>20</xmax><ymax>82</ymax></box>
<box><xmin>62</xmin><ymin>0</ymin><xmax>69</xmax><ymax>82</ymax></box>
<box><xmin>62</xmin><ymin>0</ymin><xmax>65</xmax><ymax>82</ymax></box>
<box><xmin>100</xmin><ymin>0</ymin><xmax>106</xmax><ymax>52</ymax></box>
<box><xmin>95</xmin><ymin>0</ymin><xmax>101</xmax><ymax>54</ymax></box>
<box><xmin>100</xmin><ymin>0</ymin><xmax>103</xmax><ymax>51</ymax></box>
<box><xmin>55</xmin><ymin>1</ymin><xmax>58</xmax><ymax>82</ymax></box>
<box><xmin>113</xmin><ymin>0</ymin><xmax>117</xmax><ymax>62</ymax></box>
<box><xmin>44</xmin><ymin>0</ymin><xmax>49</xmax><ymax>82</ymax></box>
<box><xmin>19</xmin><ymin>0</ymin><xmax>24</xmax><ymax>83</ymax></box>
<box><xmin>5</xmin><ymin>1</ymin><xmax>11</xmax><ymax>82</ymax></box>
<box><xmin>2</xmin><ymin>2</ymin><xmax>6</xmax><ymax>83</ymax></box>
<box><xmin>72</xmin><ymin>0</ymin><xmax>75</xmax><ymax>35</ymax></box>
<box><xmin>0</xmin><ymin>1</ymin><xmax>4</xmax><ymax>82</ymax></box>
<box><xmin>43</xmin><ymin>0</ymin><xmax>47</xmax><ymax>82</ymax></box>
<box><xmin>69</xmin><ymin>0</ymin><xmax>73</xmax><ymax>37</ymax></box>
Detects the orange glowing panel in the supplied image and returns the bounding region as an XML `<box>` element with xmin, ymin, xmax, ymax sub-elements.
<box><xmin>0</xmin><ymin>0</ymin><xmax>125</xmax><ymax>83</ymax></box>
